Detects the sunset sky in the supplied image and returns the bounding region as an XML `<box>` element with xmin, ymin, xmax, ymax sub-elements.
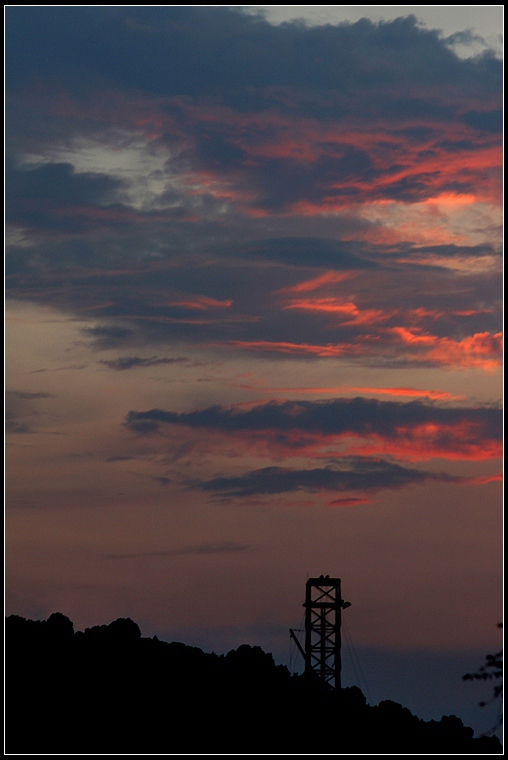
<box><xmin>6</xmin><ymin>6</ymin><xmax>502</xmax><ymax>735</ymax></box>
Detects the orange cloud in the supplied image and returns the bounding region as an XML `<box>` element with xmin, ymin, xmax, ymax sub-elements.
<box><xmin>280</xmin><ymin>300</ymin><xmax>476</xmax><ymax>329</ymax></box>
<box><xmin>283</xmin><ymin>297</ymin><xmax>391</xmax><ymax>326</ymax></box>
<box><xmin>451</xmin><ymin>309</ymin><xmax>493</xmax><ymax>317</ymax></box>
<box><xmin>161</xmin><ymin>99</ymin><xmax>502</xmax><ymax>218</ymax></box>
<box><xmin>175</xmin><ymin>423</ymin><xmax>501</xmax><ymax>464</ymax></box>
<box><xmin>464</xmin><ymin>474</ymin><xmax>503</xmax><ymax>485</ymax></box>
<box><xmin>275</xmin><ymin>271</ymin><xmax>355</xmax><ymax>294</ymax></box>
<box><xmin>273</xmin><ymin>429</ymin><xmax>502</xmax><ymax>463</ymax></box>
<box><xmin>219</xmin><ymin>340</ymin><xmax>364</xmax><ymax>357</ymax></box>
<box><xmin>40</xmin><ymin>88</ymin><xmax>502</xmax><ymax>217</ymax></box>
<box><xmin>338</xmin><ymin>386</ymin><xmax>464</xmax><ymax>401</ymax></box>
<box><xmin>172</xmin><ymin>416</ymin><xmax>502</xmax><ymax>464</ymax></box>
<box><xmin>344</xmin><ymin>431</ymin><xmax>502</xmax><ymax>462</ymax></box>
<box><xmin>217</xmin><ymin>329</ymin><xmax>502</xmax><ymax>370</ymax></box>
<box><xmin>126</xmin><ymin>395</ymin><xmax>501</xmax><ymax>465</ymax></box>
<box><xmin>421</xmin><ymin>192</ymin><xmax>477</xmax><ymax>208</ymax></box>
<box><xmin>423</xmin><ymin>332</ymin><xmax>503</xmax><ymax>370</ymax></box>
<box><xmin>228</xmin><ymin>380</ymin><xmax>464</xmax><ymax>401</ymax></box>
<box><xmin>236</xmin><ymin>414</ymin><xmax>502</xmax><ymax>463</ymax></box>
<box><xmin>390</xmin><ymin>328</ymin><xmax>503</xmax><ymax>370</ymax></box>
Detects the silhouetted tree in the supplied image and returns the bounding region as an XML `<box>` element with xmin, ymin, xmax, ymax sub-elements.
<box><xmin>463</xmin><ymin>623</ymin><xmax>503</xmax><ymax>706</ymax></box>
<box><xmin>463</xmin><ymin>623</ymin><xmax>502</xmax><ymax>736</ymax></box>
<box><xmin>6</xmin><ymin>613</ymin><xmax>502</xmax><ymax>754</ymax></box>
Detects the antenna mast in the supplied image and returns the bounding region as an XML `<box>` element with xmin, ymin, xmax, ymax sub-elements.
<box><xmin>303</xmin><ymin>575</ymin><xmax>350</xmax><ymax>689</ymax></box>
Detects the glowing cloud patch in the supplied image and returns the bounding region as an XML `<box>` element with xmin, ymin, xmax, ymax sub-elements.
<box><xmin>218</xmin><ymin>340</ymin><xmax>364</xmax><ymax>357</ymax></box>
<box><xmin>390</xmin><ymin>328</ymin><xmax>503</xmax><ymax>370</ymax></box>
<box><xmin>125</xmin><ymin>398</ymin><xmax>501</xmax><ymax>462</ymax></box>
<box><xmin>275</xmin><ymin>271</ymin><xmax>356</xmax><ymax>294</ymax></box>
<box><xmin>168</xmin><ymin>296</ymin><xmax>233</xmax><ymax>310</ymax></box>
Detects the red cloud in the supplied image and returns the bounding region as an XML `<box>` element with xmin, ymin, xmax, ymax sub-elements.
<box><xmin>275</xmin><ymin>271</ymin><xmax>355</xmax><ymax>294</ymax></box>
<box><xmin>253</xmin><ymin>426</ymin><xmax>502</xmax><ymax>463</ymax></box>
<box><xmin>127</xmin><ymin>401</ymin><xmax>501</xmax><ymax>463</ymax></box>
<box><xmin>283</xmin><ymin>297</ymin><xmax>391</xmax><ymax>326</ymax></box>
<box><xmin>334</xmin><ymin>386</ymin><xmax>464</xmax><ymax>401</ymax></box>
<box><xmin>464</xmin><ymin>474</ymin><xmax>503</xmax><ymax>485</ymax></box>
<box><xmin>252</xmin><ymin>423</ymin><xmax>501</xmax><ymax>463</ymax></box>
<box><xmin>227</xmin><ymin>380</ymin><xmax>464</xmax><ymax>401</ymax></box>
<box><xmin>38</xmin><ymin>87</ymin><xmax>502</xmax><ymax>215</ymax></box>
<box><xmin>390</xmin><ymin>328</ymin><xmax>503</xmax><ymax>370</ymax></box>
<box><xmin>168</xmin><ymin>296</ymin><xmax>233</xmax><ymax>310</ymax></box>
<box><xmin>218</xmin><ymin>329</ymin><xmax>502</xmax><ymax>371</ymax></box>
<box><xmin>342</xmin><ymin>428</ymin><xmax>502</xmax><ymax>462</ymax></box>
<box><xmin>279</xmin><ymin>298</ymin><xmax>490</xmax><ymax>332</ymax></box>
<box><xmin>220</xmin><ymin>340</ymin><xmax>365</xmax><ymax>357</ymax></box>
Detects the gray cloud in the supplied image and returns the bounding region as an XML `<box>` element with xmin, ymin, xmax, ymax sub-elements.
<box><xmin>82</xmin><ymin>325</ymin><xmax>134</xmax><ymax>350</ymax></box>
<box><xmin>221</xmin><ymin>237</ymin><xmax>377</xmax><ymax>269</ymax></box>
<box><xmin>7</xmin><ymin>250</ymin><xmax>500</xmax><ymax>370</ymax></box>
<box><xmin>7</xmin><ymin>9</ymin><xmax>501</xmax><ymax>99</ymax></box>
<box><xmin>99</xmin><ymin>356</ymin><xmax>189</xmax><ymax>371</ymax></box>
<box><xmin>6</xmin><ymin>161</ymin><xmax>127</xmax><ymax>234</ymax></box>
<box><xmin>5</xmin><ymin>8</ymin><xmax>502</xmax><ymax>371</ymax></box>
<box><xmin>125</xmin><ymin>397</ymin><xmax>501</xmax><ymax>444</ymax></box>
<box><xmin>191</xmin><ymin>457</ymin><xmax>455</xmax><ymax>497</ymax></box>
<box><xmin>6</xmin><ymin>9</ymin><xmax>501</xmax><ymax>228</ymax></box>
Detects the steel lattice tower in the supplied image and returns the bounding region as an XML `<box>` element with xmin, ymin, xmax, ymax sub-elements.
<box><xmin>303</xmin><ymin>576</ymin><xmax>350</xmax><ymax>689</ymax></box>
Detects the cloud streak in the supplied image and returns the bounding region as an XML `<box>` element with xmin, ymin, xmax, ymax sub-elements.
<box><xmin>191</xmin><ymin>457</ymin><xmax>458</xmax><ymax>497</ymax></box>
<box><xmin>125</xmin><ymin>397</ymin><xmax>501</xmax><ymax>462</ymax></box>
<box><xmin>218</xmin><ymin>329</ymin><xmax>502</xmax><ymax>370</ymax></box>
<box><xmin>99</xmin><ymin>356</ymin><xmax>189</xmax><ymax>371</ymax></box>
<box><xmin>104</xmin><ymin>541</ymin><xmax>252</xmax><ymax>559</ymax></box>
<box><xmin>228</xmin><ymin>383</ymin><xmax>465</xmax><ymax>401</ymax></box>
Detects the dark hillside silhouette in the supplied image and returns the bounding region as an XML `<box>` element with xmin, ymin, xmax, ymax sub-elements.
<box><xmin>6</xmin><ymin>613</ymin><xmax>502</xmax><ymax>754</ymax></box>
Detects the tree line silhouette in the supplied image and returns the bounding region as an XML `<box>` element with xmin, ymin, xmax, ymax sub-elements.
<box><xmin>6</xmin><ymin>612</ymin><xmax>502</xmax><ymax>754</ymax></box>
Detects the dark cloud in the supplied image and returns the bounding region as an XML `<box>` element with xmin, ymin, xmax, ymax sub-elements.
<box><xmin>6</xmin><ymin>161</ymin><xmax>126</xmax><ymax>233</ymax></box>
<box><xmin>191</xmin><ymin>457</ymin><xmax>453</xmax><ymax>497</ymax></box>
<box><xmin>104</xmin><ymin>541</ymin><xmax>252</xmax><ymax>559</ymax></box>
<box><xmin>7</xmin><ymin>9</ymin><xmax>501</xmax><ymax>218</ymax></box>
<box><xmin>5</xmin><ymin>391</ymin><xmax>54</xmax><ymax>434</ymax></box>
<box><xmin>7</xmin><ymin>250</ymin><xmax>501</xmax><ymax>370</ymax></box>
<box><xmin>460</xmin><ymin>109</ymin><xmax>503</xmax><ymax>133</ymax></box>
<box><xmin>7</xmin><ymin>161</ymin><xmax>124</xmax><ymax>209</ymax></box>
<box><xmin>223</xmin><ymin>238</ymin><xmax>376</xmax><ymax>269</ymax></box>
<box><xmin>99</xmin><ymin>356</ymin><xmax>189</xmax><ymax>371</ymax></box>
<box><xmin>125</xmin><ymin>397</ymin><xmax>501</xmax><ymax>441</ymax></box>
<box><xmin>5</xmin><ymin>8</ymin><xmax>502</xmax><ymax>372</ymax></box>
<box><xmin>444</xmin><ymin>29</ymin><xmax>485</xmax><ymax>48</ymax></box>
<box><xmin>7</xmin><ymin>8</ymin><xmax>501</xmax><ymax>97</ymax></box>
<box><xmin>29</xmin><ymin>365</ymin><xmax>87</xmax><ymax>374</ymax></box>
<box><xmin>82</xmin><ymin>325</ymin><xmax>134</xmax><ymax>350</ymax></box>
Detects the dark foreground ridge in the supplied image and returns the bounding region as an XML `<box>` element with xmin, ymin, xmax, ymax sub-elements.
<box><xmin>6</xmin><ymin>613</ymin><xmax>502</xmax><ymax>754</ymax></box>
